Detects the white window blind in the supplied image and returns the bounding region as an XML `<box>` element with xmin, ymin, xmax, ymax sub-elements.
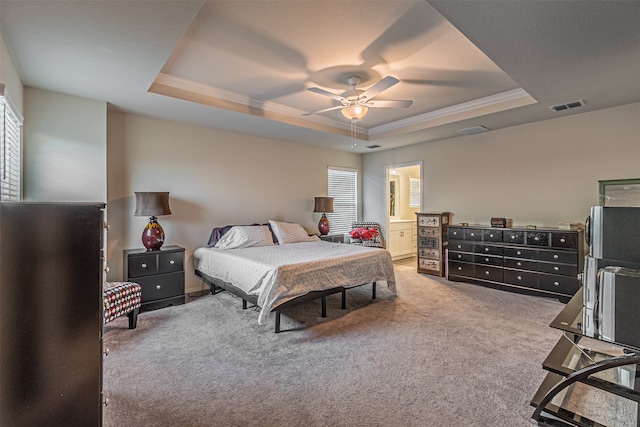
<box><xmin>410</xmin><ymin>176</ymin><xmax>420</xmax><ymax>208</ymax></box>
<box><xmin>1</xmin><ymin>85</ymin><xmax>23</xmax><ymax>201</ymax></box>
<box><xmin>328</xmin><ymin>166</ymin><xmax>357</xmax><ymax>234</ymax></box>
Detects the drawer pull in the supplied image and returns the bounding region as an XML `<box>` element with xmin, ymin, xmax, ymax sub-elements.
<box><xmin>170</xmin><ymin>260</ymin><xmax>175</xmax><ymax>265</ymax></box>
<box><xmin>517</xmin><ymin>276</ymin><xmax>522</xmax><ymax>280</ymax></box>
<box><xmin>104</xmin><ymin>348</ymin><xmax>110</xmax><ymax>356</ymax></box>
<box><xmin>560</xmin><ymin>238</ymin><xmax>566</xmax><ymax>243</ymax></box>
<box><xmin>511</xmin><ymin>235</ymin><xmax>516</xmax><ymax>240</ymax></box>
<box><xmin>554</xmin><ymin>281</ymin><xmax>560</xmax><ymax>286</ymax></box>
<box><xmin>489</xmin><ymin>234</ymin><xmax>494</xmax><ymax>238</ymax></box>
<box><xmin>485</xmin><ymin>258</ymin><xmax>490</xmax><ymax>262</ymax></box>
<box><xmin>516</xmin><ymin>251</ymin><xmax>522</xmax><ymax>255</ymax></box>
<box><xmin>554</xmin><ymin>266</ymin><xmax>560</xmax><ymax>271</ymax></box>
<box><xmin>457</xmin><ymin>254</ymin><xmax>462</xmax><ymax>259</ymax></box>
<box><xmin>485</xmin><ymin>248</ymin><xmax>489</xmax><ymax>252</ymax></box>
<box><xmin>534</xmin><ymin>237</ymin><xmax>540</xmax><ymax>241</ymax></box>
<box><xmin>155</xmin><ymin>285</ymin><xmax>161</xmax><ymax>290</ymax></box>
<box><xmin>457</xmin><ymin>245</ymin><xmax>462</xmax><ymax>249</ymax></box>
<box><xmin>457</xmin><ymin>267</ymin><xmax>462</xmax><ymax>271</ymax></box>
<box><xmin>517</xmin><ymin>262</ymin><xmax>522</xmax><ymax>266</ymax></box>
<box><xmin>554</xmin><ymin>254</ymin><xmax>559</xmax><ymax>259</ymax></box>
<box><xmin>485</xmin><ymin>271</ymin><xmax>490</xmax><ymax>275</ymax></box>
<box><xmin>104</xmin><ymin>266</ymin><xmax>110</xmax><ymax>273</ymax></box>
<box><xmin>141</xmin><ymin>263</ymin><xmax>147</xmax><ymax>269</ymax></box>
<box><xmin>470</xmin><ymin>232</ymin><xmax>475</xmax><ymax>236</ymax></box>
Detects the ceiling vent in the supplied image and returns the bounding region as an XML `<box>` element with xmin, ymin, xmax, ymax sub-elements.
<box><xmin>366</xmin><ymin>144</ymin><xmax>382</xmax><ymax>149</ymax></box>
<box><xmin>550</xmin><ymin>99</ymin><xmax>585</xmax><ymax>112</ymax></box>
<box><xmin>457</xmin><ymin>125</ymin><xmax>489</xmax><ymax>135</ymax></box>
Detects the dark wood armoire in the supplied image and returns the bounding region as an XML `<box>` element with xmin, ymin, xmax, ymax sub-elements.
<box><xmin>1</xmin><ymin>202</ymin><xmax>105</xmax><ymax>426</ymax></box>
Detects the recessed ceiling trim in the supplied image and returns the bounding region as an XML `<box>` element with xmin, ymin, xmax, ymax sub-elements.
<box><xmin>369</xmin><ymin>88</ymin><xmax>536</xmax><ymax>138</ymax></box>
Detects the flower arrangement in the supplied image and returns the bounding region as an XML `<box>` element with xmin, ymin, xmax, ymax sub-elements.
<box><xmin>349</xmin><ymin>227</ymin><xmax>379</xmax><ymax>241</ymax></box>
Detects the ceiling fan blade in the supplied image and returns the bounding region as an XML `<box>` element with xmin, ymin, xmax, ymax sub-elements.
<box><xmin>359</xmin><ymin>76</ymin><xmax>399</xmax><ymax>101</ymax></box>
<box><xmin>366</xmin><ymin>99</ymin><xmax>413</xmax><ymax>108</ymax></box>
<box><xmin>302</xmin><ymin>105</ymin><xmax>344</xmax><ymax>116</ymax></box>
<box><xmin>307</xmin><ymin>87</ymin><xmax>347</xmax><ymax>103</ymax></box>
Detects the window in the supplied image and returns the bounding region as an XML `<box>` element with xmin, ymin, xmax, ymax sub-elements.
<box><xmin>0</xmin><ymin>84</ymin><xmax>23</xmax><ymax>201</ymax></box>
<box><xmin>328</xmin><ymin>166</ymin><xmax>357</xmax><ymax>234</ymax></box>
<box><xmin>409</xmin><ymin>176</ymin><xmax>420</xmax><ymax>208</ymax></box>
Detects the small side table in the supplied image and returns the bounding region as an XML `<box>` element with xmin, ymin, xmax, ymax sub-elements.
<box><xmin>319</xmin><ymin>234</ymin><xmax>346</xmax><ymax>243</ymax></box>
<box><xmin>123</xmin><ymin>245</ymin><xmax>185</xmax><ymax>311</ymax></box>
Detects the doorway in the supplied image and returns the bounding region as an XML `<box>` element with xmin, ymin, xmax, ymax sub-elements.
<box><xmin>385</xmin><ymin>162</ymin><xmax>422</xmax><ymax>260</ymax></box>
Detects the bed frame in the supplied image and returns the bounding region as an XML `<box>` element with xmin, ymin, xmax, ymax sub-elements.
<box><xmin>194</xmin><ymin>269</ymin><xmax>377</xmax><ymax>333</ymax></box>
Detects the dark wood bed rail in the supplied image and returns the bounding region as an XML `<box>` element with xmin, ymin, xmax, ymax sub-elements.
<box><xmin>194</xmin><ymin>269</ymin><xmax>376</xmax><ymax>333</ymax></box>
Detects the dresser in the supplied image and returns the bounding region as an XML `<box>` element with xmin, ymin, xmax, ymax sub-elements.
<box><xmin>416</xmin><ymin>212</ymin><xmax>450</xmax><ymax>276</ymax></box>
<box><xmin>447</xmin><ymin>225</ymin><xmax>584</xmax><ymax>301</ymax></box>
<box><xmin>1</xmin><ymin>203</ymin><xmax>105</xmax><ymax>426</ymax></box>
<box><xmin>124</xmin><ymin>245</ymin><xmax>185</xmax><ymax>311</ymax></box>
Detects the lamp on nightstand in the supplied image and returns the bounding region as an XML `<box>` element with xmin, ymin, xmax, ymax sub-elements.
<box><xmin>134</xmin><ymin>191</ymin><xmax>171</xmax><ymax>251</ymax></box>
<box><xmin>314</xmin><ymin>196</ymin><xmax>334</xmax><ymax>235</ymax></box>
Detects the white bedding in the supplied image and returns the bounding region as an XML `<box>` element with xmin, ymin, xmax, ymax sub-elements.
<box><xmin>193</xmin><ymin>240</ymin><xmax>396</xmax><ymax>324</ymax></box>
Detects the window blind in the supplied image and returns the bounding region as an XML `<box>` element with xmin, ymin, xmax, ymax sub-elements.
<box><xmin>1</xmin><ymin>85</ymin><xmax>23</xmax><ymax>201</ymax></box>
<box><xmin>410</xmin><ymin>176</ymin><xmax>421</xmax><ymax>208</ymax></box>
<box><xmin>328</xmin><ymin>166</ymin><xmax>357</xmax><ymax>234</ymax></box>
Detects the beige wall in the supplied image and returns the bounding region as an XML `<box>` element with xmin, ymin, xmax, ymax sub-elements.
<box><xmin>0</xmin><ymin>32</ymin><xmax>23</xmax><ymax>113</ymax></box>
<box><xmin>23</xmin><ymin>87</ymin><xmax>107</xmax><ymax>202</ymax></box>
<box><xmin>106</xmin><ymin>113</ymin><xmax>362</xmax><ymax>292</ymax></box>
<box><xmin>363</xmin><ymin>102</ymin><xmax>640</xmax><ymax>241</ymax></box>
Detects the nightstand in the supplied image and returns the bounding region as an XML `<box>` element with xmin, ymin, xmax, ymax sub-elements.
<box><xmin>319</xmin><ymin>233</ymin><xmax>345</xmax><ymax>243</ymax></box>
<box><xmin>123</xmin><ymin>245</ymin><xmax>185</xmax><ymax>311</ymax></box>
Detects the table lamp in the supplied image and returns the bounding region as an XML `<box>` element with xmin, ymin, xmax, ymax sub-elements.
<box><xmin>134</xmin><ymin>191</ymin><xmax>171</xmax><ymax>250</ymax></box>
<box><xmin>314</xmin><ymin>196</ymin><xmax>334</xmax><ymax>235</ymax></box>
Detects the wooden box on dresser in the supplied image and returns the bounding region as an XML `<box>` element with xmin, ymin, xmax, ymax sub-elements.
<box><xmin>416</xmin><ymin>212</ymin><xmax>450</xmax><ymax>276</ymax></box>
<box><xmin>447</xmin><ymin>225</ymin><xmax>584</xmax><ymax>302</ymax></box>
<box><xmin>0</xmin><ymin>203</ymin><xmax>106</xmax><ymax>426</ymax></box>
<box><xmin>124</xmin><ymin>245</ymin><xmax>185</xmax><ymax>311</ymax></box>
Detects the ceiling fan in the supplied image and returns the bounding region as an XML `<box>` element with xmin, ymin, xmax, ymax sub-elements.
<box><xmin>303</xmin><ymin>75</ymin><xmax>413</xmax><ymax>121</ymax></box>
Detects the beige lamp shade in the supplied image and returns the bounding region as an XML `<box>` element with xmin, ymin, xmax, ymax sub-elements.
<box><xmin>314</xmin><ymin>197</ymin><xmax>334</xmax><ymax>213</ymax></box>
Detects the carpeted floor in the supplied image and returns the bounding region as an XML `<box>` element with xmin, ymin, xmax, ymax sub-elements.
<box><xmin>103</xmin><ymin>261</ymin><xmax>564</xmax><ymax>427</ymax></box>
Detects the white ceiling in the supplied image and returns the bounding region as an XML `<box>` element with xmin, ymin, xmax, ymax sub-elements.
<box><xmin>1</xmin><ymin>0</ymin><xmax>638</xmax><ymax>153</ymax></box>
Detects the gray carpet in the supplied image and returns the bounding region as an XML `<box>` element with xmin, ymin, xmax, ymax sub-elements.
<box><xmin>103</xmin><ymin>263</ymin><xmax>564</xmax><ymax>427</ymax></box>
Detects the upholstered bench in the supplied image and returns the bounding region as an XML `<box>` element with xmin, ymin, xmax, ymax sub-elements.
<box><xmin>104</xmin><ymin>281</ymin><xmax>142</xmax><ymax>329</ymax></box>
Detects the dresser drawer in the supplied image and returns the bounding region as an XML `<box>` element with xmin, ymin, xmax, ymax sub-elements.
<box><xmin>537</xmin><ymin>262</ymin><xmax>578</xmax><ymax>276</ymax></box>
<box><xmin>464</xmin><ymin>228</ymin><xmax>483</xmax><ymax>241</ymax></box>
<box><xmin>418</xmin><ymin>258</ymin><xmax>441</xmax><ymax>272</ymax></box>
<box><xmin>128</xmin><ymin>254</ymin><xmax>159</xmax><ymax>277</ymax></box>
<box><xmin>538</xmin><ymin>249</ymin><xmax>577</xmax><ymax>265</ymax></box>
<box><xmin>474</xmin><ymin>254</ymin><xmax>503</xmax><ymax>266</ymax></box>
<box><xmin>136</xmin><ymin>272</ymin><xmax>184</xmax><ymax>303</ymax></box>
<box><xmin>450</xmin><ymin>241</ymin><xmax>473</xmax><ymax>252</ymax></box>
<box><xmin>474</xmin><ymin>244</ymin><xmax>503</xmax><ymax>256</ymax></box>
<box><xmin>504</xmin><ymin>269</ymin><xmax>539</xmax><ymax>288</ymax></box>
<box><xmin>503</xmin><ymin>230</ymin><xmax>525</xmax><ymax>244</ymax></box>
<box><xmin>159</xmin><ymin>251</ymin><xmax>184</xmax><ymax>273</ymax></box>
<box><xmin>551</xmin><ymin>232</ymin><xmax>578</xmax><ymax>249</ymax></box>
<box><xmin>449</xmin><ymin>261</ymin><xmax>474</xmax><ymax>276</ymax></box>
<box><xmin>538</xmin><ymin>273</ymin><xmax>578</xmax><ymax>295</ymax></box>
<box><xmin>448</xmin><ymin>227</ymin><xmax>463</xmax><ymax>240</ymax></box>
<box><xmin>449</xmin><ymin>251</ymin><xmax>473</xmax><ymax>262</ymax></box>
<box><xmin>418</xmin><ymin>247</ymin><xmax>440</xmax><ymax>259</ymax></box>
<box><xmin>418</xmin><ymin>227</ymin><xmax>439</xmax><ymax>238</ymax></box>
<box><xmin>526</xmin><ymin>231</ymin><xmax>549</xmax><ymax>246</ymax></box>
<box><xmin>504</xmin><ymin>258</ymin><xmax>537</xmax><ymax>271</ymax></box>
<box><xmin>473</xmin><ymin>265</ymin><xmax>503</xmax><ymax>282</ymax></box>
<box><xmin>503</xmin><ymin>247</ymin><xmax>537</xmax><ymax>260</ymax></box>
<box><xmin>483</xmin><ymin>229</ymin><xmax>503</xmax><ymax>242</ymax></box>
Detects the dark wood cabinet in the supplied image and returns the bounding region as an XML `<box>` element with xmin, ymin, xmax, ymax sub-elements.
<box><xmin>124</xmin><ymin>245</ymin><xmax>185</xmax><ymax>311</ymax></box>
<box><xmin>0</xmin><ymin>203</ymin><xmax>105</xmax><ymax>427</ymax></box>
<box><xmin>319</xmin><ymin>233</ymin><xmax>345</xmax><ymax>243</ymax></box>
<box><xmin>447</xmin><ymin>225</ymin><xmax>584</xmax><ymax>301</ymax></box>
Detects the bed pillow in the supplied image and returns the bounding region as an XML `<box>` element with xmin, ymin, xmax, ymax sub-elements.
<box><xmin>214</xmin><ymin>225</ymin><xmax>275</xmax><ymax>249</ymax></box>
<box><xmin>207</xmin><ymin>223</ymin><xmax>278</xmax><ymax>247</ymax></box>
<box><xmin>268</xmin><ymin>220</ymin><xmax>319</xmax><ymax>244</ymax></box>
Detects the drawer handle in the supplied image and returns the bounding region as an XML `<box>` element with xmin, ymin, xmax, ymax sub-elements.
<box><xmin>534</xmin><ymin>237</ymin><xmax>540</xmax><ymax>241</ymax></box>
<box><xmin>470</xmin><ymin>232</ymin><xmax>475</xmax><ymax>236</ymax></box>
<box><xmin>511</xmin><ymin>235</ymin><xmax>516</xmax><ymax>240</ymax></box>
<box><xmin>155</xmin><ymin>285</ymin><xmax>161</xmax><ymax>290</ymax></box>
<box><xmin>141</xmin><ymin>263</ymin><xmax>147</xmax><ymax>269</ymax></box>
<box><xmin>485</xmin><ymin>271</ymin><xmax>490</xmax><ymax>275</ymax></box>
<box><xmin>170</xmin><ymin>260</ymin><xmax>175</xmax><ymax>265</ymax></box>
<box><xmin>560</xmin><ymin>238</ymin><xmax>566</xmax><ymax>243</ymax></box>
<box><xmin>517</xmin><ymin>276</ymin><xmax>522</xmax><ymax>280</ymax></box>
<box><xmin>485</xmin><ymin>258</ymin><xmax>489</xmax><ymax>262</ymax></box>
<box><xmin>516</xmin><ymin>251</ymin><xmax>522</xmax><ymax>255</ymax></box>
<box><xmin>485</xmin><ymin>248</ymin><xmax>489</xmax><ymax>252</ymax></box>
<box><xmin>104</xmin><ymin>266</ymin><xmax>110</xmax><ymax>273</ymax></box>
<box><xmin>517</xmin><ymin>262</ymin><xmax>522</xmax><ymax>266</ymax></box>
<box><xmin>457</xmin><ymin>267</ymin><xmax>462</xmax><ymax>271</ymax></box>
<box><xmin>457</xmin><ymin>254</ymin><xmax>462</xmax><ymax>259</ymax></box>
<box><xmin>457</xmin><ymin>245</ymin><xmax>462</xmax><ymax>249</ymax></box>
<box><xmin>554</xmin><ymin>281</ymin><xmax>560</xmax><ymax>286</ymax></box>
<box><xmin>554</xmin><ymin>254</ymin><xmax>559</xmax><ymax>259</ymax></box>
<box><xmin>554</xmin><ymin>266</ymin><xmax>560</xmax><ymax>271</ymax></box>
<box><xmin>489</xmin><ymin>234</ymin><xmax>494</xmax><ymax>238</ymax></box>
<box><xmin>104</xmin><ymin>348</ymin><xmax>110</xmax><ymax>356</ymax></box>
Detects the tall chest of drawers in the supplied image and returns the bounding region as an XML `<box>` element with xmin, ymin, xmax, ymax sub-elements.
<box><xmin>447</xmin><ymin>225</ymin><xmax>584</xmax><ymax>301</ymax></box>
<box><xmin>124</xmin><ymin>245</ymin><xmax>185</xmax><ymax>311</ymax></box>
<box><xmin>416</xmin><ymin>212</ymin><xmax>450</xmax><ymax>276</ymax></box>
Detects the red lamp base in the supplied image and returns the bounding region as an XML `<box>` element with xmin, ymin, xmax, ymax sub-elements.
<box><xmin>318</xmin><ymin>213</ymin><xmax>330</xmax><ymax>235</ymax></box>
<box><xmin>142</xmin><ymin>216</ymin><xmax>165</xmax><ymax>250</ymax></box>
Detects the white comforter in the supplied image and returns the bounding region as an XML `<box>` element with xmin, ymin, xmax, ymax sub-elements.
<box><xmin>193</xmin><ymin>241</ymin><xmax>396</xmax><ymax>324</ymax></box>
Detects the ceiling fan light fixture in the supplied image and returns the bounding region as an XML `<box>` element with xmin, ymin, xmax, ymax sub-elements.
<box><xmin>341</xmin><ymin>104</ymin><xmax>369</xmax><ymax>121</ymax></box>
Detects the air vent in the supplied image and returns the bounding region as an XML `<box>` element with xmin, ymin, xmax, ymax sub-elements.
<box><xmin>457</xmin><ymin>125</ymin><xmax>489</xmax><ymax>135</ymax></box>
<box><xmin>366</xmin><ymin>144</ymin><xmax>382</xmax><ymax>149</ymax></box>
<box><xmin>550</xmin><ymin>99</ymin><xmax>585</xmax><ymax>112</ymax></box>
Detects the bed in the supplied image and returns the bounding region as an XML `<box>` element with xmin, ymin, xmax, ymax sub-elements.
<box><xmin>193</xmin><ymin>221</ymin><xmax>396</xmax><ymax>332</ymax></box>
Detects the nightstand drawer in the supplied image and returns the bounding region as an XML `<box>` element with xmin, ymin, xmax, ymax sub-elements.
<box><xmin>128</xmin><ymin>254</ymin><xmax>158</xmax><ymax>277</ymax></box>
<box><xmin>159</xmin><ymin>251</ymin><xmax>184</xmax><ymax>273</ymax></box>
<box><xmin>136</xmin><ymin>272</ymin><xmax>184</xmax><ymax>303</ymax></box>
